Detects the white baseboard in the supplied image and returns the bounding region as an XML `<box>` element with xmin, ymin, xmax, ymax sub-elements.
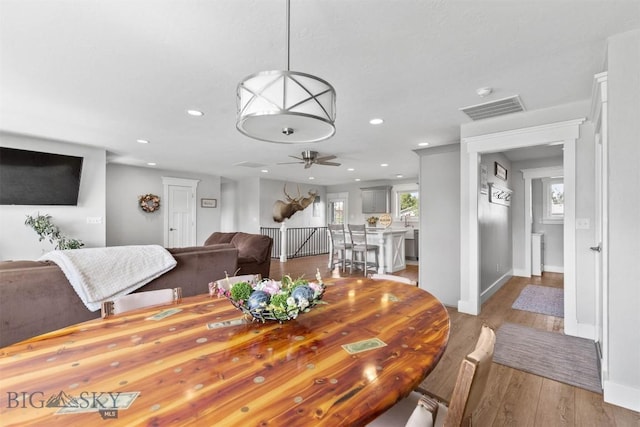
<box><xmin>457</xmin><ymin>299</ymin><xmax>480</xmax><ymax>315</ymax></box>
<box><xmin>480</xmin><ymin>270</ymin><xmax>512</xmax><ymax>304</ymax></box>
<box><xmin>604</xmin><ymin>380</ymin><xmax>640</xmax><ymax>412</ymax></box>
<box><xmin>512</xmin><ymin>268</ymin><xmax>530</xmax><ymax>278</ymax></box>
<box><xmin>543</xmin><ymin>265</ymin><xmax>564</xmax><ymax>273</ymax></box>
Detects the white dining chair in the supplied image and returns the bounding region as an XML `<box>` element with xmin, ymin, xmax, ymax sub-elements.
<box><xmin>328</xmin><ymin>224</ymin><xmax>352</xmax><ymax>272</ymax></box>
<box><xmin>369</xmin><ymin>273</ymin><xmax>417</xmax><ymax>286</ymax></box>
<box><xmin>101</xmin><ymin>287</ymin><xmax>182</xmax><ymax>318</ymax></box>
<box><xmin>368</xmin><ymin>325</ymin><xmax>496</xmax><ymax>427</ymax></box>
<box><xmin>348</xmin><ymin>224</ymin><xmax>379</xmax><ymax>276</ymax></box>
<box><xmin>210</xmin><ymin>274</ymin><xmax>262</xmax><ymax>295</ymax></box>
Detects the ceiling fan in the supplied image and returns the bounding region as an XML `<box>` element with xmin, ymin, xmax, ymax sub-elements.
<box><xmin>279</xmin><ymin>150</ymin><xmax>341</xmax><ymax>169</ymax></box>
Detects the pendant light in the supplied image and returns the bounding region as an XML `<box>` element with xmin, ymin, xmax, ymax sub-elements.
<box><xmin>236</xmin><ymin>0</ymin><xmax>336</xmax><ymax>143</ymax></box>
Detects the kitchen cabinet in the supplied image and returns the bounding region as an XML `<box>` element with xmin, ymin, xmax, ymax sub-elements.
<box><xmin>361</xmin><ymin>186</ymin><xmax>391</xmax><ymax>213</ymax></box>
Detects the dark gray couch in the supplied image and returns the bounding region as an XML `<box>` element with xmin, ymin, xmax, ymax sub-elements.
<box><xmin>0</xmin><ymin>245</ymin><xmax>238</xmax><ymax>347</ymax></box>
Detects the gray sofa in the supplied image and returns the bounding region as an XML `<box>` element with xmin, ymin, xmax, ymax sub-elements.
<box><xmin>0</xmin><ymin>245</ymin><xmax>238</xmax><ymax>347</ymax></box>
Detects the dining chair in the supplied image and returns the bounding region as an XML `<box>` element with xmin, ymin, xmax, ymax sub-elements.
<box><xmin>101</xmin><ymin>287</ymin><xmax>182</xmax><ymax>318</ymax></box>
<box><xmin>348</xmin><ymin>224</ymin><xmax>379</xmax><ymax>276</ymax></box>
<box><xmin>368</xmin><ymin>324</ymin><xmax>496</xmax><ymax>427</ymax></box>
<box><xmin>328</xmin><ymin>224</ymin><xmax>352</xmax><ymax>272</ymax></box>
<box><xmin>369</xmin><ymin>273</ymin><xmax>417</xmax><ymax>286</ymax></box>
<box><xmin>210</xmin><ymin>274</ymin><xmax>262</xmax><ymax>294</ymax></box>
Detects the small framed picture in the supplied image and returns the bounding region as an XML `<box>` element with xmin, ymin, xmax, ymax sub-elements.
<box><xmin>201</xmin><ymin>198</ymin><xmax>217</xmax><ymax>208</ymax></box>
<box><xmin>494</xmin><ymin>162</ymin><xmax>507</xmax><ymax>181</ymax></box>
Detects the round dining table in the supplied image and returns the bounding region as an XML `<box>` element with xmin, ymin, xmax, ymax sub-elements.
<box><xmin>0</xmin><ymin>276</ymin><xmax>449</xmax><ymax>426</ymax></box>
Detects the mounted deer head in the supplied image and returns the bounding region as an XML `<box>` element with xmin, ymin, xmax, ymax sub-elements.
<box><xmin>273</xmin><ymin>184</ymin><xmax>318</xmax><ymax>223</ymax></box>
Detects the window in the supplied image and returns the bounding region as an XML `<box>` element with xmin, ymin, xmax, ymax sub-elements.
<box><xmin>327</xmin><ymin>192</ymin><xmax>348</xmax><ymax>224</ymax></box>
<box><xmin>542</xmin><ymin>178</ymin><xmax>564</xmax><ymax>224</ymax></box>
<box><xmin>393</xmin><ymin>184</ymin><xmax>419</xmax><ymax>221</ymax></box>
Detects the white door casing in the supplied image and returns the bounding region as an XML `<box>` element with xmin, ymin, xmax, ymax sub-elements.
<box><xmin>591</xmin><ymin>71</ymin><xmax>608</xmax><ymax>384</ymax></box>
<box><xmin>460</xmin><ymin>119</ymin><xmax>585</xmax><ymax>339</ymax></box>
<box><xmin>162</xmin><ymin>177</ymin><xmax>199</xmax><ymax>248</ymax></box>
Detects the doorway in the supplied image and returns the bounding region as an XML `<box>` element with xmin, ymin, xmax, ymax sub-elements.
<box><xmin>460</xmin><ymin>118</ymin><xmax>585</xmax><ymax>338</ymax></box>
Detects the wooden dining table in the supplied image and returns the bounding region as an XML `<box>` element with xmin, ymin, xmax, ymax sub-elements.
<box><xmin>0</xmin><ymin>276</ymin><xmax>450</xmax><ymax>426</ymax></box>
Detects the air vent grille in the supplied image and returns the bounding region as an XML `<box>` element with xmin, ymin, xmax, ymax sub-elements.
<box><xmin>460</xmin><ymin>95</ymin><xmax>525</xmax><ymax>121</ymax></box>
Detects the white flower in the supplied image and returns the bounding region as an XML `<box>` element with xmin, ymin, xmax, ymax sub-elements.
<box><xmin>286</xmin><ymin>297</ymin><xmax>296</xmax><ymax>308</ymax></box>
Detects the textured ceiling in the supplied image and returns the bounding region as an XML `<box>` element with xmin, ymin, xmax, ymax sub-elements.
<box><xmin>1</xmin><ymin>0</ymin><xmax>638</xmax><ymax>185</ymax></box>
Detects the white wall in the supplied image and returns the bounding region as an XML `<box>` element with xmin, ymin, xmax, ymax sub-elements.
<box><xmin>0</xmin><ymin>133</ymin><xmax>106</xmax><ymax>260</ymax></box>
<box><xmin>416</xmin><ymin>144</ymin><xmax>460</xmax><ymax>306</ymax></box>
<box><xmin>235</xmin><ymin>177</ymin><xmax>261</xmax><ymax>234</ymax></box>
<box><xmin>478</xmin><ymin>153</ymin><xmax>512</xmax><ymax>295</ymax></box>
<box><xmin>106</xmin><ymin>164</ymin><xmax>221</xmax><ymax>247</ymax></box>
<box><xmin>220</xmin><ymin>179</ymin><xmax>237</xmax><ymax>232</ymax></box>
<box><xmin>604</xmin><ymin>29</ymin><xmax>640</xmax><ymax>411</ymax></box>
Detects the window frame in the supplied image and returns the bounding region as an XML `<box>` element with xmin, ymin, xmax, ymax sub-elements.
<box><xmin>393</xmin><ymin>184</ymin><xmax>419</xmax><ymax>223</ymax></box>
<box><xmin>542</xmin><ymin>177</ymin><xmax>564</xmax><ymax>224</ymax></box>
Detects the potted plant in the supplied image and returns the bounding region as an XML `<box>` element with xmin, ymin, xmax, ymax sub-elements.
<box><xmin>25</xmin><ymin>213</ymin><xmax>84</xmax><ymax>250</ymax></box>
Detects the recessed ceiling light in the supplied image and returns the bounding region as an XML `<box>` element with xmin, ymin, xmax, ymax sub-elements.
<box><xmin>261</xmin><ymin>169</ymin><xmax>269</xmax><ymax>173</ymax></box>
<box><xmin>380</xmin><ymin>163</ymin><xmax>389</xmax><ymax>167</ymax></box>
<box><xmin>369</xmin><ymin>118</ymin><xmax>384</xmax><ymax>125</ymax></box>
<box><xmin>187</xmin><ymin>109</ymin><xmax>204</xmax><ymax>116</ymax></box>
<box><xmin>347</xmin><ymin>168</ymin><xmax>355</xmax><ymax>172</ymax></box>
<box><xmin>355</xmin><ymin>178</ymin><xmax>361</xmax><ymax>182</ymax></box>
<box><xmin>137</xmin><ymin>139</ymin><xmax>149</xmax><ymax>144</ymax></box>
<box><xmin>396</xmin><ymin>174</ymin><xmax>403</xmax><ymax>178</ymax></box>
<box><xmin>147</xmin><ymin>162</ymin><xmax>157</xmax><ymax>166</ymax></box>
<box><xmin>418</xmin><ymin>142</ymin><xmax>429</xmax><ymax>147</ymax></box>
<box><xmin>309</xmin><ymin>176</ymin><xmax>315</xmax><ymax>180</ymax></box>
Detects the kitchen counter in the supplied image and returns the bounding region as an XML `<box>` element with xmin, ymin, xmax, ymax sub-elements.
<box><xmin>366</xmin><ymin>228</ymin><xmax>407</xmax><ymax>273</ymax></box>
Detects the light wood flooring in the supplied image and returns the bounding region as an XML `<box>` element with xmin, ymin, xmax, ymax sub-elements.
<box><xmin>270</xmin><ymin>255</ymin><xmax>640</xmax><ymax>426</ymax></box>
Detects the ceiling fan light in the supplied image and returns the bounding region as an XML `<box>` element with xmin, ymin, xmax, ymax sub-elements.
<box><xmin>237</xmin><ymin>70</ymin><xmax>336</xmax><ymax>143</ymax></box>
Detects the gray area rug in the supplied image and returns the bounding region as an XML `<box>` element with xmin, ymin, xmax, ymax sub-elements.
<box><xmin>512</xmin><ymin>284</ymin><xmax>564</xmax><ymax>317</ymax></box>
<box><xmin>494</xmin><ymin>323</ymin><xmax>602</xmax><ymax>394</ymax></box>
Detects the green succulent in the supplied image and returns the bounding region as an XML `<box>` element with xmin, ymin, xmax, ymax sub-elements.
<box><xmin>229</xmin><ymin>281</ymin><xmax>253</xmax><ymax>302</ymax></box>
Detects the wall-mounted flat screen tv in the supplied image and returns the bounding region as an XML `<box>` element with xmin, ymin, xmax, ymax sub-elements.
<box><xmin>0</xmin><ymin>147</ymin><xmax>84</xmax><ymax>205</ymax></box>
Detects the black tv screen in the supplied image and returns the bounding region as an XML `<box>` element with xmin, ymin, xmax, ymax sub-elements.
<box><xmin>0</xmin><ymin>147</ymin><xmax>83</xmax><ymax>205</ymax></box>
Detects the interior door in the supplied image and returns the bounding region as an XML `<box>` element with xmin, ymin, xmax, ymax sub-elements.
<box><xmin>167</xmin><ymin>185</ymin><xmax>192</xmax><ymax>247</ymax></box>
<box><xmin>162</xmin><ymin>176</ymin><xmax>199</xmax><ymax>248</ymax></box>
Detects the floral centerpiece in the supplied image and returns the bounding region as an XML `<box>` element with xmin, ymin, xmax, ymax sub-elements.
<box><xmin>214</xmin><ymin>269</ymin><xmax>326</xmax><ymax>322</ymax></box>
<box><xmin>366</xmin><ymin>216</ymin><xmax>379</xmax><ymax>226</ymax></box>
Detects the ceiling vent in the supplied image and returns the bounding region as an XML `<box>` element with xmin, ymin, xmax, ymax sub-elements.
<box><xmin>460</xmin><ymin>95</ymin><xmax>525</xmax><ymax>121</ymax></box>
<box><xmin>233</xmin><ymin>161</ymin><xmax>268</xmax><ymax>168</ymax></box>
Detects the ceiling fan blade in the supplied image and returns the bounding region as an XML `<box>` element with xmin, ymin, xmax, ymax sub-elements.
<box><xmin>315</xmin><ymin>155</ymin><xmax>336</xmax><ymax>162</ymax></box>
<box><xmin>289</xmin><ymin>155</ymin><xmax>304</xmax><ymax>161</ymax></box>
<box><xmin>317</xmin><ymin>161</ymin><xmax>341</xmax><ymax>166</ymax></box>
<box><xmin>277</xmin><ymin>161</ymin><xmax>304</xmax><ymax>165</ymax></box>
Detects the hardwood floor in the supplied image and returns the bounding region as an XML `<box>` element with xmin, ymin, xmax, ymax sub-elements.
<box><xmin>270</xmin><ymin>255</ymin><xmax>640</xmax><ymax>426</ymax></box>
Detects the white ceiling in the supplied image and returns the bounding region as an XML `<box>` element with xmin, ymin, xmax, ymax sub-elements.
<box><xmin>1</xmin><ymin>0</ymin><xmax>638</xmax><ymax>185</ymax></box>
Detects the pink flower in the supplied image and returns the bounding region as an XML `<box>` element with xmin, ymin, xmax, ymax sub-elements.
<box><xmin>256</xmin><ymin>279</ymin><xmax>281</xmax><ymax>295</ymax></box>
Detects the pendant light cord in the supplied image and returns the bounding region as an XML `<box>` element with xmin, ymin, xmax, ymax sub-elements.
<box><xmin>286</xmin><ymin>0</ymin><xmax>290</xmax><ymax>71</ymax></box>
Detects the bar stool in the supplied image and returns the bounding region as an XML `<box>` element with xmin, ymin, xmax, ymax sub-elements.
<box><xmin>328</xmin><ymin>224</ymin><xmax>352</xmax><ymax>272</ymax></box>
<box><xmin>348</xmin><ymin>224</ymin><xmax>379</xmax><ymax>276</ymax></box>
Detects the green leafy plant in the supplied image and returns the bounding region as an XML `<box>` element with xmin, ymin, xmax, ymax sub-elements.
<box><xmin>24</xmin><ymin>213</ymin><xmax>84</xmax><ymax>250</ymax></box>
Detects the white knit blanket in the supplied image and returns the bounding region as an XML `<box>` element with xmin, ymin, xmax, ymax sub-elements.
<box><xmin>40</xmin><ymin>245</ymin><xmax>177</xmax><ymax>311</ymax></box>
